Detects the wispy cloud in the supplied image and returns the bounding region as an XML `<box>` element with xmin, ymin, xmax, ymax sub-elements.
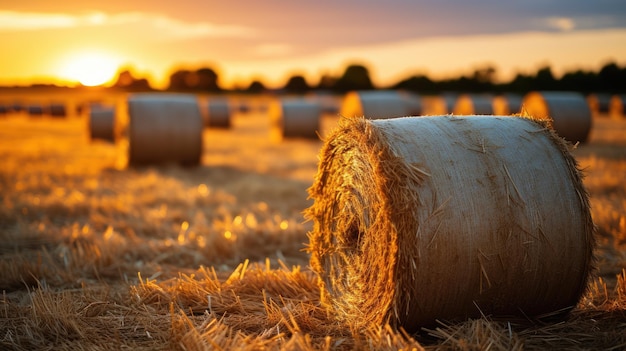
<box><xmin>544</xmin><ymin>17</ymin><xmax>576</xmax><ymax>31</ymax></box>
<box><xmin>0</xmin><ymin>10</ymin><xmax>254</xmax><ymax>39</ymax></box>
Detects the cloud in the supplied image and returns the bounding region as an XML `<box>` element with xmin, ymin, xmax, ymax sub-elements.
<box><xmin>544</xmin><ymin>17</ymin><xmax>576</xmax><ymax>31</ymax></box>
<box><xmin>253</xmin><ymin>43</ymin><xmax>294</xmax><ymax>57</ymax></box>
<box><xmin>0</xmin><ymin>10</ymin><xmax>254</xmax><ymax>39</ymax></box>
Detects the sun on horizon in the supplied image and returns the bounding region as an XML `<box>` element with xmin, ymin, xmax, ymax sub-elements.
<box><xmin>59</xmin><ymin>51</ymin><xmax>121</xmax><ymax>87</ymax></box>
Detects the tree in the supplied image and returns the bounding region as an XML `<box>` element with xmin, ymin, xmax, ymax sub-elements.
<box><xmin>196</xmin><ymin>67</ymin><xmax>220</xmax><ymax>92</ymax></box>
<box><xmin>332</xmin><ymin>64</ymin><xmax>374</xmax><ymax>92</ymax></box>
<box><xmin>112</xmin><ymin>69</ymin><xmax>153</xmax><ymax>91</ymax></box>
<box><xmin>246</xmin><ymin>80</ymin><xmax>266</xmax><ymax>93</ymax></box>
<box><xmin>283</xmin><ymin>74</ymin><xmax>310</xmax><ymax>94</ymax></box>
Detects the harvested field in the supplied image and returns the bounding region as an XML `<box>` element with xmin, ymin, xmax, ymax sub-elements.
<box><xmin>0</xmin><ymin>94</ymin><xmax>625</xmax><ymax>350</ymax></box>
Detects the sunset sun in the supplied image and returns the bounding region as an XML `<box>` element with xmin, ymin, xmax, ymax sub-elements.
<box><xmin>60</xmin><ymin>52</ymin><xmax>120</xmax><ymax>86</ymax></box>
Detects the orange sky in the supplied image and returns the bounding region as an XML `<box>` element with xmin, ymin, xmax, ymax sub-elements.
<box><xmin>1</xmin><ymin>2</ymin><xmax>625</xmax><ymax>89</ymax></box>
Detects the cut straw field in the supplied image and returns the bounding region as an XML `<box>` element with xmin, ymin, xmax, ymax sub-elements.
<box><xmin>0</xmin><ymin>94</ymin><xmax>625</xmax><ymax>350</ymax></box>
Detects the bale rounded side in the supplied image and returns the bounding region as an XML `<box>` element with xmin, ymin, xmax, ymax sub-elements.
<box><xmin>339</xmin><ymin>90</ymin><xmax>411</xmax><ymax>119</ymax></box>
<box><xmin>125</xmin><ymin>93</ymin><xmax>203</xmax><ymax>166</ymax></box>
<box><xmin>453</xmin><ymin>94</ymin><xmax>494</xmax><ymax>115</ymax></box>
<box><xmin>206</xmin><ymin>98</ymin><xmax>231</xmax><ymax>128</ymax></box>
<box><xmin>268</xmin><ymin>98</ymin><xmax>321</xmax><ymax>140</ymax></box>
<box><xmin>306</xmin><ymin>115</ymin><xmax>594</xmax><ymax>332</ymax></box>
<box><xmin>522</xmin><ymin>91</ymin><xmax>593</xmax><ymax>143</ymax></box>
<box><xmin>88</xmin><ymin>104</ymin><xmax>116</xmax><ymax>142</ymax></box>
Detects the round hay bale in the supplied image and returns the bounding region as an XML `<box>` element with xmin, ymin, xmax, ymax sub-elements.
<box><xmin>49</xmin><ymin>102</ymin><xmax>67</xmax><ymax>118</ymax></box>
<box><xmin>452</xmin><ymin>94</ymin><xmax>494</xmax><ymax>115</ymax></box>
<box><xmin>399</xmin><ymin>91</ymin><xmax>423</xmax><ymax>116</ymax></box>
<box><xmin>206</xmin><ymin>98</ymin><xmax>231</xmax><ymax>128</ymax></box>
<box><xmin>27</xmin><ymin>104</ymin><xmax>44</xmax><ymax>117</ymax></box>
<box><xmin>125</xmin><ymin>93</ymin><xmax>203</xmax><ymax>166</ymax></box>
<box><xmin>492</xmin><ymin>93</ymin><xmax>523</xmax><ymax>115</ymax></box>
<box><xmin>88</xmin><ymin>104</ymin><xmax>116</xmax><ymax>142</ymax></box>
<box><xmin>340</xmin><ymin>90</ymin><xmax>411</xmax><ymax>119</ymax></box>
<box><xmin>586</xmin><ymin>93</ymin><xmax>611</xmax><ymax>115</ymax></box>
<box><xmin>522</xmin><ymin>91</ymin><xmax>592</xmax><ymax>143</ymax></box>
<box><xmin>609</xmin><ymin>95</ymin><xmax>626</xmax><ymax>119</ymax></box>
<box><xmin>306</xmin><ymin>115</ymin><xmax>594</xmax><ymax>332</ymax></box>
<box><xmin>268</xmin><ymin>98</ymin><xmax>321</xmax><ymax>140</ymax></box>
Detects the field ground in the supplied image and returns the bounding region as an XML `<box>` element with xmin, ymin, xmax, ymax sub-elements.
<box><xmin>0</xmin><ymin>97</ymin><xmax>625</xmax><ymax>350</ymax></box>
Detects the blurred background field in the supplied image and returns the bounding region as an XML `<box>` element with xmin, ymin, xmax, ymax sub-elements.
<box><xmin>0</xmin><ymin>88</ymin><xmax>624</xmax><ymax>350</ymax></box>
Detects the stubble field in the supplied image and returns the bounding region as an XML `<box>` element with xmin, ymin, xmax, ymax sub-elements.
<box><xmin>0</xmin><ymin>91</ymin><xmax>625</xmax><ymax>350</ymax></box>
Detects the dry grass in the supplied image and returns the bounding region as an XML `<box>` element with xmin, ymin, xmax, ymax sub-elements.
<box><xmin>0</xmin><ymin>92</ymin><xmax>624</xmax><ymax>350</ymax></box>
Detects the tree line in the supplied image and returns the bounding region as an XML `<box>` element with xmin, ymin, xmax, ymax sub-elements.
<box><xmin>111</xmin><ymin>61</ymin><xmax>626</xmax><ymax>95</ymax></box>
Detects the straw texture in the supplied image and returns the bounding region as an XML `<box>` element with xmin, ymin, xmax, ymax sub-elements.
<box><xmin>453</xmin><ymin>94</ymin><xmax>494</xmax><ymax>115</ymax></box>
<box><xmin>125</xmin><ymin>93</ymin><xmax>203</xmax><ymax>166</ymax></box>
<box><xmin>522</xmin><ymin>91</ymin><xmax>593</xmax><ymax>143</ymax></box>
<box><xmin>340</xmin><ymin>90</ymin><xmax>411</xmax><ymax>119</ymax></box>
<box><xmin>269</xmin><ymin>98</ymin><xmax>321</xmax><ymax>139</ymax></box>
<box><xmin>306</xmin><ymin>115</ymin><xmax>595</xmax><ymax>332</ymax></box>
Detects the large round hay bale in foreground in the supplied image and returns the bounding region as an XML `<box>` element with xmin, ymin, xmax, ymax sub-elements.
<box><xmin>125</xmin><ymin>93</ymin><xmax>203</xmax><ymax>166</ymax></box>
<box><xmin>340</xmin><ymin>90</ymin><xmax>411</xmax><ymax>119</ymax></box>
<box><xmin>268</xmin><ymin>98</ymin><xmax>321</xmax><ymax>140</ymax></box>
<box><xmin>205</xmin><ymin>98</ymin><xmax>231</xmax><ymax>128</ymax></box>
<box><xmin>88</xmin><ymin>104</ymin><xmax>116</xmax><ymax>142</ymax></box>
<box><xmin>452</xmin><ymin>94</ymin><xmax>494</xmax><ymax>115</ymax></box>
<box><xmin>306</xmin><ymin>115</ymin><xmax>594</xmax><ymax>332</ymax></box>
<box><xmin>522</xmin><ymin>91</ymin><xmax>592</xmax><ymax>143</ymax></box>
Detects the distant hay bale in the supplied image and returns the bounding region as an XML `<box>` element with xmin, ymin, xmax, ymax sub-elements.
<box><xmin>399</xmin><ymin>91</ymin><xmax>422</xmax><ymax>116</ymax></box>
<box><xmin>125</xmin><ymin>93</ymin><xmax>203</xmax><ymax>166</ymax></box>
<box><xmin>269</xmin><ymin>98</ymin><xmax>321</xmax><ymax>140</ymax></box>
<box><xmin>492</xmin><ymin>93</ymin><xmax>523</xmax><ymax>115</ymax></box>
<box><xmin>49</xmin><ymin>102</ymin><xmax>67</xmax><ymax>118</ymax></box>
<box><xmin>522</xmin><ymin>91</ymin><xmax>592</xmax><ymax>143</ymax></box>
<box><xmin>586</xmin><ymin>93</ymin><xmax>611</xmax><ymax>115</ymax></box>
<box><xmin>339</xmin><ymin>90</ymin><xmax>411</xmax><ymax>119</ymax></box>
<box><xmin>609</xmin><ymin>95</ymin><xmax>626</xmax><ymax>119</ymax></box>
<box><xmin>206</xmin><ymin>98</ymin><xmax>231</xmax><ymax>128</ymax></box>
<box><xmin>88</xmin><ymin>104</ymin><xmax>116</xmax><ymax>142</ymax></box>
<box><xmin>27</xmin><ymin>104</ymin><xmax>44</xmax><ymax>117</ymax></box>
<box><xmin>306</xmin><ymin>115</ymin><xmax>594</xmax><ymax>332</ymax></box>
<box><xmin>452</xmin><ymin>94</ymin><xmax>494</xmax><ymax>115</ymax></box>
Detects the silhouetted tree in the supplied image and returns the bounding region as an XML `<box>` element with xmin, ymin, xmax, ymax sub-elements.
<box><xmin>283</xmin><ymin>75</ymin><xmax>310</xmax><ymax>94</ymax></box>
<box><xmin>168</xmin><ymin>70</ymin><xmax>193</xmax><ymax>91</ymax></box>
<box><xmin>392</xmin><ymin>75</ymin><xmax>437</xmax><ymax>93</ymax></box>
<box><xmin>534</xmin><ymin>66</ymin><xmax>558</xmax><ymax>90</ymax></box>
<box><xmin>316</xmin><ymin>74</ymin><xmax>337</xmax><ymax>90</ymax></box>
<box><xmin>113</xmin><ymin>69</ymin><xmax>153</xmax><ymax>91</ymax></box>
<box><xmin>246</xmin><ymin>80</ymin><xmax>266</xmax><ymax>93</ymax></box>
<box><xmin>332</xmin><ymin>64</ymin><xmax>374</xmax><ymax>92</ymax></box>
<box><xmin>196</xmin><ymin>67</ymin><xmax>220</xmax><ymax>92</ymax></box>
<box><xmin>167</xmin><ymin>67</ymin><xmax>220</xmax><ymax>91</ymax></box>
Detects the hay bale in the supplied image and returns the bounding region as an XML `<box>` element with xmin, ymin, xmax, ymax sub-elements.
<box><xmin>306</xmin><ymin>115</ymin><xmax>594</xmax><ymax>332</ymax></box>
<box><xmin>522</xmin><ymin>91</ymin><xmax>592</xmax><ymax>143</ymax></box>
<box><xmin>609</xmin><ymin>95</ymin><xmax>626</xmax><ymax>119</ymax></box>
<box><xmin>492</xmin><ymin>93</ymin><xmax>523</xmax><ymax>115</ymax></box>
<box><xmin>399</xmin><ymin>91</ymin><xmax>422</xmax><ymax>116</ymax></box>
<box><xmin>88</xmin><ymin>104</ymin><xmax>116</xmax><ymax>142</ymax></box>
<box><xmin>49</xmin><ymin>102</ymin><xmax>67</xmax><ymax>118</ymax></box>
<box><xmin>125</xmin><ymin>93</ymin><xmax>203</xmax><ymax>166</ymax></box>
<box><xmin>586</xmin><ymin>93</ymin><xmax>611</xmax><ymax>115</ymax></box>
<box><xmin>339</xmin><ymin>90</ymin><xmax>411</xmax><ymax>119</ymax></box>
<box><xmin>268</xmin><ymin>98</ymin><xmax>321</xmax><ymax>140</ymax></box>
<box><xmin>206</xmin><ymin>98</ymin><xmax>231</xmax><ymax>128</ymax></box>
<box><xmin>452</xmin><ymin>94</ymin><xmax>494</xmax><ymax>115</ymax></box>
<box><xmin>27</xmin><ymin>104</ymin><xmax>44</xmax><ymax>117</ymax></box>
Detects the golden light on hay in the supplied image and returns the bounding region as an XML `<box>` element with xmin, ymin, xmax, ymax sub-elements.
<box><xmin>59</xmin><ymin>52</ymin><xmax>120</xmax><ymax>87</ymax></box>
<box><xmin>307</xmin><ymin>115</ymin><xmax>594</xmax><ymax>332</ymax></box>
